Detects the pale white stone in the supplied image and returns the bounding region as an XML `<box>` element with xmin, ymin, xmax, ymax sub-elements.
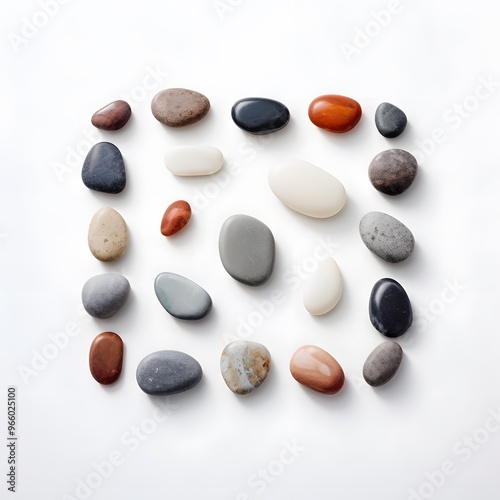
<box><xmin>164</xmin><ymin>146</ymin><xmax>223</xmax><ymax>176</ymax></box>
<box><xmin>303</xmin><ymin>257</ymin><xmax>342</xmax><ymax>315</ymax></box>
<box><xmin>268</xmin><ymin>159</ymin><xmax>346</xmax><ymax>218</ymax></box>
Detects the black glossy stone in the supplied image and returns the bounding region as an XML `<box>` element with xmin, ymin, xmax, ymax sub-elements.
<box><xmin>82</xmin><ymin>142</ymin><xmax>126</xmax><ymax>194</ymax></box>
<box><xmin>375</xmin><ymin>102</ymin><xmax>407</xmax><ymax>138</ymax></box>
<box><xmin>369</xmin><ymin>278</ymin><xmax>412</xmax><ymax>338</ymax></box>
<box><xmin>231</xmin><ymin>97</ymin><xmax>290</xmax><ymax>135</ymax></box>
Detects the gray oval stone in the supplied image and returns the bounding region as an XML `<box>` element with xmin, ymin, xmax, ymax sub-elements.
<box><xmin>82</xmin><ymin>142</ymin><xmax>126</xmax><ymax>194</ymax></box>
<box><xmin>219</xmin><ymin>214</ymin><xmax>275</xmax><ymax>286</ymax></box>
<box><xmin>369</xmin><ymin>149</ymin><xmax>417</xmax><ymax>196</ymax></box>
<box><xmin>363</xmin><ymin>341</ymin><xmax>403</xmax><ymax>387</ymax></box>
<box><xmin>136</xmin><ymin>350</ymin><xmax>202</xmax><ymax>396</ymax></box>
<box><xmin>151</xmin><ymin>88</ymin><xmax>210</xmax><ymax>127</ymax></box>
<box><xmin>359</xmin><ymin>211</ymin><xmax>415</xmax><ymax>263</ymax></box>
<box><xmin>220</xmin><ymin>341</ymin><xmax>271</xmax><ymax>395</ymax></box>
<box><xmin>154</xmin><ymin>272</ymin><xmax>212</xmax><ymax>320</ymax></box>
<box><xmin>82</xmin><ymin>273</ymin><xmax>131</xmax><ymax>319</ymax></box>
<box><xmin>374</xmin><ymin>102</ymin><xmax>407</xmax><ymax>138</ymax></box>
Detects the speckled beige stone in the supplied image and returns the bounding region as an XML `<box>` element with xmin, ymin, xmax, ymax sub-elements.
<box><xmin>151</xmin><ymin>88</ymin><xmax>210</xmax><ymax>127</ymax></box>
<box><xmin>88</xmin><ymin>207</ymin><xmax>128</xmax><ymax>262</ymax></box>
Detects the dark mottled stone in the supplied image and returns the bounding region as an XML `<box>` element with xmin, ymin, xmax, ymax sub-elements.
<box><xmin>82</xmin><ymin>142</ymin><xmax>126</xmax><ymax>194</ymax></box>
<box><xmin>89</xmin><ymin>332</ymin><xmax>123</xmax><ymax>385</ymax></box>
<box><xmin>369</xmin><ymin>278</ymin><xmax>413</xmax><ymax>337</ymax></box>
<box><xmin>82</xmin><ymin>273</ymin><xmax>130</xmax><ymax>319</ymax></box>
<box><xmin>363</xmin><ymin>340</ymin><xmax>403</xmax><ymax>387</ymax></box>
<box><xmin>359</xmin><ymin>211</ymin><xmax>415</xmax><ymax>263</ymax></box>
<box><xmin>136</xmin><ymin>350</ymin><xmax>202</xmax><ymax>396</ymax></box>
<box><xmin>91</xmin><ymin>100</ymin><xmax>131</xmax><ymax>131</ymax></box>
<box><xmin>219</xmin><ymin>214</ymin><xmax>275</xmax><ymax>286</ymax></box>
<box><xmin>154</xmin><ymin>272</ymin><xmax>212</xmax><ymax>320</ymax></box>
<box><xmin>375</xmin><ymin>102</ymin><xmax>407</xmax><ymax>138</ymax></box>
<box><xmin>369</xmin><ymin>149</ymin><xmax>417</xmax><ymax>196</ymax></box>
<box><xmin>231</xmin><ymin>97</ymin><xmax>290</xmax><ymax>135</ymax></box>
<box><xmin>151</xmin><ymin>88</ymin><xmax>210</xmax><ymax>127</ymax></box>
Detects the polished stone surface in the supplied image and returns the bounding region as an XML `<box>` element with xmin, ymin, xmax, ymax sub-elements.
<box><xmin>220</xmin><ymin>341</ymin><xmax>271</xmax><ymax>395</ymax></box>
<box><xmin>308</xmin><ymin>94</ymin><xmax>362</xmax><ymax>133</ymax></box>
<box><xmin>164</xmin><ymin>145</ymin><xmax>223</xmax><ymax>176</ymax></box>
<box><xmin>303</xmin><ymin>257</ymin><xmax>342</xmax><ymax>315</ymax></box>
<box><xmin>161</xmin><ymin>200</ymin><xmax>191</xmax><ymax>236</ymax></box>
<box><xmin>363</xmin><ymin>340</ymin><xmax>403</xmax><ymax>387</ymax></box>
<box><xmin>219</xmin><ymin>214</ymin><xmax>275</xmax><ymax>286</ymax></box>
<box><xmin>91</xmin><ymin>100</ymin><xmax>131</xmax><ymax>131</ymax></box>
<box><xmin>136</xmin><ymin>350</ymin><xmax>203</xmax><ymax>396</ymax></box>
<box><xmin>269</xmin><ymin>159</ymin><xmax>346</xmax><ymax>218</ymax></box>
<box><xmin>369</xmin><ymin>149</ymin><xmax>417</xmax><ymax>196</ymax></box>
<box><xmin>369</xmin><ymin>278</ymin><xmax>413</xmax><ymax>337</ymax></box>
<box><xmin>154</xmin><ymin>272</ymin><xmax>212</xmax><ymax>320</ymax></box>
<box><xmin>88</xmin><ymin>207</ymin><xmax>128</xmax><ymax>262</ymax></box>
<box><xmin>290</xmin><ymin>345</ymin><xmax>344</xmax><ymax>394</ymax></box>
<box><xmin>359</xmin><ymin>211</ymin><xmax>414</xmax><ymax>263</ymax></box>
<box><xmin>89</xmin><ymin>332</ymin><xmax>123</xmax><ymax>385</ymax></box>
<box><xmin>82</xmin><ymin>142</ymin><xmax>126</xmax><ymax>194</ymax></box>
<box><xmin>151</xmin><ymin>88</ymin><xmax>210</xmax><ymax>127</ymax></box>
<box><xmin>374</xmin><ymin>102</ymin><xmax>407</xmax><ymax>138</ymax></box>
<box><xmin>82</xmin><ymin>273</ymin><xmax>130</xmax><ymax>319</ymax></box>
<box><xmin>231</xmin><ymin>97</ymin><xmax>290</xmax><ymax>135</ymax></box>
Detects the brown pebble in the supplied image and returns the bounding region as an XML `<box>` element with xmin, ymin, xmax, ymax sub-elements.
<box><xmin>91</xmin><ymin>100</ymin><xmax>131</xmax><ymax>131</ymax></box>
<box><xmin>161</xmin><ymin>200</ymin><xmax>192</xmax><ymax>236</ymax></box>
<box><xmin>308</xmin><ymin>94</ymin><xmax>362</xmax><ymax>133</ymax></box>
<box><xmin>151</xmin><ymin>88</ymin><xmax>210</xmax><ymax>127</ymax></box>
<box><xmin>290</xmin><ymin>345</ymin><xmax>345</xmax><ymax>394</ymax></box>
<box><xmin>89</xmin><ymin>332</ymin><xmax>123</xmax><ymax>385</ymax></box>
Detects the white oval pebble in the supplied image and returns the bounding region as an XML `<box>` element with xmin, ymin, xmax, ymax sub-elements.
<box><xmin>269</xmin><ymin>159</ymin><xmax>346</xmax><ymax>218</ymax></box>
<box><xmin>164</xmin><ymin>145</ymin><xmax>223</xmax><ymax>176</ymax></box>
<box><xmin>303</xmin><ymin>257</ymin><xmax>342</xmax><ymax>315</ymax></box>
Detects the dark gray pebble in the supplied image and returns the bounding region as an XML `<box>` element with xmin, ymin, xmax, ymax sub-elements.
<box><xmin>82</xmin><ymin>142</ymin><xmax>126</xmax><ymax>194</ymax></box>
<box><xmin>375</xmin><ymin>102</ymin><xmax>407</xmax><ymax>138</ymax></box>
<box><xmin>363</xmin><ymin>341</ymin><xmax>403</xmax><ymax>387</ymax></box>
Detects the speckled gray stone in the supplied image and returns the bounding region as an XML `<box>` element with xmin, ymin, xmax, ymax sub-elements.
<box><xmin>375</xmin><ymin>102</ymin><xmax>407</xmax><ymax>138</ymax></box>
<box><xmin>82</xmin><ymin>142</ymin><xmax>126</xmax><ymax>194</ymax></box>
<box><xmin>219</xmin><ymin>214</ymin><xmax>275</xmax><ymax>286</ymax></box>
<box><xmin>151</xmin><ymin>88</ymin><xmax>210</xmax><ymax>127</ymax></box>
<box><xmin>369</xmin><ymin>149</ymin><xmax>417</xmax><ymax>196</ymax></box>
<box><xmin>359</xmin><ymin>211</ymin><xmax>414</xmax><ymax>263</ymax></box>
<box><xmin>363</xmin><ymin>341</ymin><xmax>403</xmax><ymax>387</ymax></box>
<box><xmin>220</xmin><ymin>341</ymin><xmax>271</xmax><ymax>395</ymax></box>
<box><xmin>154</xmin><ymin>272</ymin><xmax>212</xmax><ymax>320</ymax></box>
<box><xmin>82</xmin><ymin>273</ymin><xmax>130</xmax><ymax>319</ymax></box>
<box><xmin>136</xmin><ymin>350</ymin><xmax>202</xmax><ymax>396</ymax></box>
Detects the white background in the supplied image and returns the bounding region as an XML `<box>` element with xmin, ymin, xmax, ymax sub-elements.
<box><xmin>1</xmin><ymin>1</ymin><xmax>499</xmax><ymax>499</ymax></box>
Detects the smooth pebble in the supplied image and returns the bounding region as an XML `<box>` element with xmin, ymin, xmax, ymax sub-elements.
<box><xmin>308</xmin><ymin>94</ymin><xmax>362</xmax><ymax>133</ymax></box>
<box><xmin>269</xmin><ymin>159</ymin><xmax>346</xmax><ymax>218</ymax></box>
<box><xmin>82</xmin><ymin>273</ymin><xmax>130</xmax><ymax>319</ymax></box>
<box><xmin>374</xmin><ymin>102</ymin><xmax>407</xmax><ymax>138</ymax></box>
<box><xmin>88</xmin><ymin>207</ymin><xmax>128</xmax><ymax>262</ymax></box>
<box><xmin>161</xmin><ymin>200</ymin><xmax>192</xmax><ymax>236</ymax></box>
<box><xmin>220</xmin><ymin>341</ymin><xmax>271</xmax><ymax>395</ymax></box>
<box><xmin>82</xmin><ymin>142</ymin><xmax>126</xmax><ymax>194</ymax></box>
<box><xmin>231</xmin><ymin>97</ymin><xmax>290</xmax><ymax>135</ymax></box>
<box><xmin>363</xmin><ymin>340</ymin><xmax>403</xmax><ymax>387</ymax></box>
<box><xmin>89</xmin><ymin>331</ymin><xmax>123</xmax><ymax>385</ymax></box>
<box><xmin>164</xmin><ymin>145</ymin><xmax>223</xmax><ymax>176</ymax></box>
<box><xmin>369</xmin><ymin>149</ymin><xmax>417</xmax><ymax>196</ymax></box>
<box><xmin>91</xmin><ymin>100</ymin><xmax>131</xmax><ymax>131</ymax></box>
<box><xmin>151</xmin><ymin>88</ymin><xmax>210</xmax><ymax>127</ymax></box>
<box><xmin>303</xmin><ymin>257</ymin><xmax>342</xmax><ymax>315</ymax></box>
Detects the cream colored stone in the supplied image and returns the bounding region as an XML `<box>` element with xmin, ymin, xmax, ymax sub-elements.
<box><xmin>303</xmin><ymin>257</ymin><xmax>342</xmax><ymax>315</ymax></box>
<box><xmin>164</xmin><ymin>146</ymin><xmax>223</xmax><ymax>176</ymax></box>
<box><xmin>88</xmin><ymin>207</ymin><xmax>128</xmax><ymax>262</ymax></box>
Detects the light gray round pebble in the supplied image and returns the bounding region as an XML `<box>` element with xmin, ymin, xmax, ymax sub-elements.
<box><xmin>219</xmin><ymin>214</ymin><xmax>275</xmax><ymax>286</ymax></box>
<box><xmin>136</xmin><ymin>350</ymin><xmax>203</xmax><ymax>396</ymax></box>
<box><xmin>363</xmin><ymin>341</ymin><xmax>403</xmax><ymax>387</ymax></box>
<box><xmin>81</xmin><ymin>273</ymin><xmax>130</xmax><ymax>319</ymax></box>
<box><xmin>154</xmin><ymin>272</ymin><xmax>212</xmax><ymax>320</ymax></box>
<box><xmin>359</xmin><ymin>211</ymin><xmax>415</xmax><ymax>263</ymax></box>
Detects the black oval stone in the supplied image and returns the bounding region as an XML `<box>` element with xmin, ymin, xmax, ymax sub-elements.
<box><xmin>82</xmin><ymin>142</ymin><xmax>126</xmax><ymax>194</ymax></box>
<box><xmin>231</xmin><ymin>97</ymin><xmax>290</xmax><ymax>135</ymax></box>
<box><xmin>369</xmin><ymin>278</ymin><xmax>412</xmax><ymax>337</ymax></box>
<box><xmin>374</xmin><ymin>102</ymin><xmax>407</xmax><ymax>138</ymax></box>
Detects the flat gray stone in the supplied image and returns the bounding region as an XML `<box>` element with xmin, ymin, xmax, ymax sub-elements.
<box><xmin>154</xmin><ymin>272</ymin><xmax>212</xmax><ymax>320</ymax></box>
<box><xmin>82</xmin><ymin>273</ymin><xmax>130</xmax><ymax>319</ymax></box>
<box><xmin>359</xmin><ymin>211</ymin><xmax>415</xmax><ymax>263</ymax></box>
<box><xmin>219</xmin><ymin>214</ymin><xmax>275</xmax><ymax>286</ymax></box>
<box><xmin>374</xmin><ymin>102</ymin><xmax>407</xmax><ymax>138</ymax></box>
<box><xmin>363</xmin><ymin>341</ymin><xmax>403</xmax><ymax>387</ymax></box>
<box><xmin>136</xmin><ymin>350</ymin><xmax>203</xmax><ymax>396</ymax></box>
<box><xmin>369</xmin><ymin>149</ymin><xmax>417</xmax><ymax>196</ymax></box>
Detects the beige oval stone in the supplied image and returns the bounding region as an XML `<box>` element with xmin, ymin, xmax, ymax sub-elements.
<box><xmin>88</xmin><ymin>207</ymin><xmax>128</xmax><ymax>262</ymax></box>
<box><xmin>290</xmin><ymin>345</ymin><xmax>344</xmax><ymax>394</ymax></box>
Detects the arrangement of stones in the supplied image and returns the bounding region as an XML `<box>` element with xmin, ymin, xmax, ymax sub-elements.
<box><xmin>82</xmin><ymin>91</ymin><xmax>416</xmax><ymax>396</ymax></box>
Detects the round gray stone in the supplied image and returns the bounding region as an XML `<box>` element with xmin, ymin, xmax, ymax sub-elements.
<box><xmin>369</xmin><ymin>149</ymin><xmax>417</xmax><ymax>196</ymax></box>
<box><xmin>82</xmin><ymin>273</ymin><xmax>130</xmax><ymax>319</ymax></box>
<box><xmin>363</xmin><ymin>341</ymin><xmax>403</xmax><ymax>387</ymax></box>
<box><xmin>374</xmin><ymin>102</ymin><xmax>407</xmax><ymax>138</ymax></box>
<box><xmin>82</xmin><ymin>142</ymin><xmax>126</xmax><ymax>194</ymax></box>
<box><xmin>219</xmin><ymin>214</ymin><xmax>275</xmax><ymax>286</ymax></box>
<box><xmin>359</xmin><ymin>211</ymin><xmax>415</xmax><ymax>263</ymax></box>
<box><xmin>154</xmin><ymin>272</ymin><xmax>212</xmax><ymax>320</ymax></box>
<box><xmin>136</xmin><ymin>350</ymin><xmax>202</xmax><ymax>396</ymax></box>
